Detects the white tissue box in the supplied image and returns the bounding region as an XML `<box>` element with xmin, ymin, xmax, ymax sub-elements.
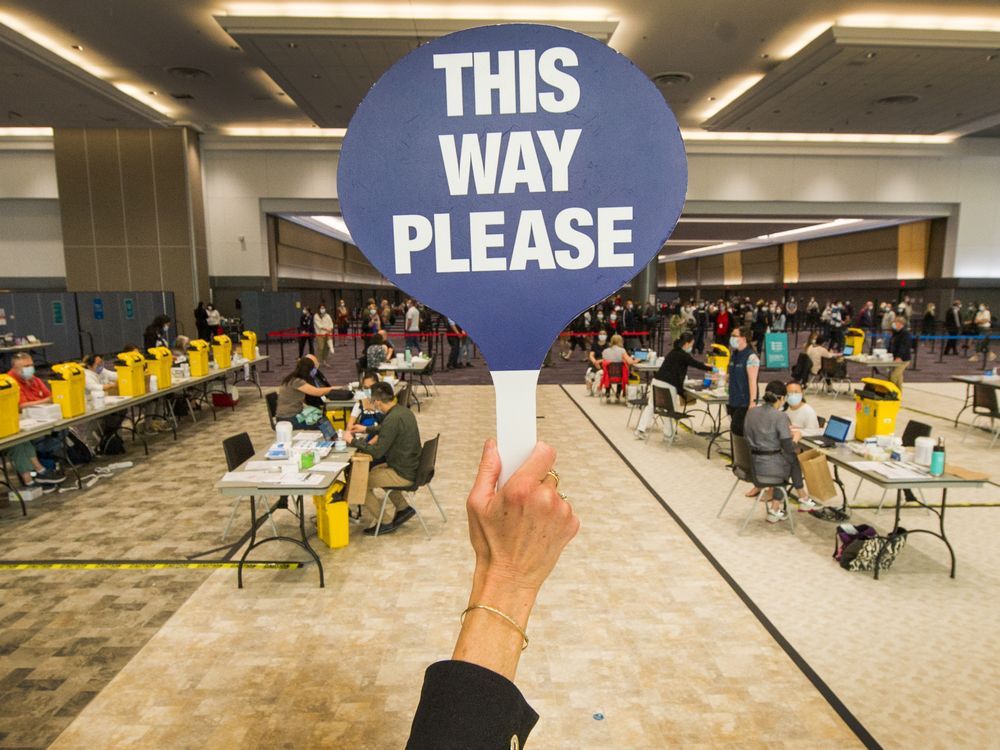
<box><xmin>24</xmin><ymin>404</ymin><xmax>63</xmax><ymax>422</ymax></box>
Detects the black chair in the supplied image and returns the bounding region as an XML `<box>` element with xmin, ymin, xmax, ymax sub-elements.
<box><xmin>717</xmin><ymin>434</ymin><xmax>795</xmax><ymax>534</ymax></box>
<box><xmin>417</xmin><ymin>356</ymin><xmax>439</xmax><ymax>397</ymax></box>
<box><xmin>625</xmin><ymin>382</ymin><xmax>649</xmax><ymax>429</ymax></box>
<box><xmin>371</xmin><ymin>434</ymin><xmax>446</xmax><ymax>537</ymax></box>
<box><xmin>820</xmin><ymin>356</ymin><xmax>851</xmax><ymax>398</ymax></box>
<box><xmin>968</xmin><ymin>384</ymin><xmax>1000</xmax><ymax>448</ymax></box>
<box><xmin>790</xmin><ymin>351</ymin><xmax>812</xmax><ymax>385</ymax></box>
<box><xmin>265</xmin><ymin>392</ymin><xmax>278</xmax><ymax>430</ymax></box>
<box><xmin>817</xmin><ymin>415</ymin><xmax>827</xmax><ymax>428</ymax></box>
<box><xmin>221</xmin><ymin>432</ymin><xmax>278</xmax><ymax>540</ymax></box>
<box><xmin>648</xmin><ymin>383</ymin><xmax>710</xmax><ymax>444</ymax></box>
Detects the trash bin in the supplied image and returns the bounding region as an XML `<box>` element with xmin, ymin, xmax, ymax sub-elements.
<box><xmin>212</xmin><ymin>334</ymin><xmax>232</xmax><ymax>369</ymax></box>
<box><xmin>853</xmin><ymin>377</ymin><xmax>901</xmax><ymax>439</ymax></box>
<box><xmin>707</xmin><ymin>343</ymin><xmax>730</xmax><ymax>373</ymax></box>
<box><xmin>146</xmin><ymin>346</ymin><xmax>174</xmax><ymax>389</ymax></box>
<box><xmin>187</xmin><ymin>339</ymin><xmax>210</xmax><ymax>377</ymax></box>
<box><xmin>49</xmin><ymin>362</ymin><xmax>87</xmax><ymax>418</ymax></box>
<box><xmin>0</xmin><ymin>374</ymin><xmax>20</xmax><ymax>438</ymax></box>
<box><xmin>845</xmin><ymin>327</ymin><xmax>865</xmax><ymax>355</ymax></box>
<box><xmin>240</xmin><ymin>330</ymin><xmax>257</xmax><ymax>361</ymax></box>
<box><xmin>115</xmin><ymin>351</ymin><xmax>147</xmax><ymax>397</ymax></box>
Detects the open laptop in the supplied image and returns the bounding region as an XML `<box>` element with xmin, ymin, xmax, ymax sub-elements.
<box><xmin>811</xmin><ymin>415</ymin><xmax>853</xmax><ymax>447</ymax></box>
<box><xmin>842</xmin><ymin>345</ymin><xmax>854</xmax><ymax>356</ymax></box>
<box><xmin>632</xmin><ymin>349</ymin><xmax>649</xmax><ymax>362</ymax></box>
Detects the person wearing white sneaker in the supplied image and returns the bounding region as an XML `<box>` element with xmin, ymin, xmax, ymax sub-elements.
<box><xmin>744</xmin><ymin>381</ymin><xmax>812</xmax><ymax>517</ymax></box>
<box><xmin>634</xmin><ymin>332</ymin><xmax>710</xmax><ymax>441</ymax></box>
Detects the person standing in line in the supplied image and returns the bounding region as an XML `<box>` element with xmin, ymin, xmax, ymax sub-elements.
<box><xmin>726</xmin><ymin>326</ymin><xmax>760</xmax><ymax>437</ymax></box>
<box><xmin>447</xmin><ymin>318</ymin><xmax>464</xmax><ymax>370</ymax></box>
<box><xmin>921</xmin><ymin>303</ymin><xmax>938</xmax><ymax>337</ymax></box>
<box><xmin>404</xmin><ymin>299</ymin><xmax>421</xmax><ymax>353</ymax></box>
<box><xmin>944</xmin><ymin>299</ymin><xmax>962</xmax><ymax>356</ymax></box>
<box><xmin>313</xmin><ymin>303</ymin><xmax>334</xmax><ymax>365</ymax></box>
<box><xmin>713</xmin><ymin>303</ymin><xmax>731</xmax><ymax>345</ymax></box>
<box><xmin>297</xmin><ymin>306</ymin><xmax>314</xmax><ymax>357</ymax></box>
<box><xmin>205</xmin><ymin>303</ymin><xmax>222</xmax><ymax>335</ymax></box>
<box><xmin>336</xmin><ymin>299</ymin><xmax>350</xmax><ymax>344</ymax></box>
<box><xmin>971</xmin><ymin>303</ymin><xmax>996</xmax><ymax>362</ymax></box>
<box><xmin>784</xmin><ymin>297</ymin><xmax>798</xmax><ymax>332</ymax></box>
<box><xmin>888</xmin><ymin>316</ymin><xmax>913</xmax><ymax>389</ymax></box>
<box><xmin>194</xmin><ymin>302</ymin><xmax>209</xmax><ymax>342</ymax></box>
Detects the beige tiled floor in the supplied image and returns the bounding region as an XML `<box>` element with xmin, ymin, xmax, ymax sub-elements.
<box><xmin>43</xmin><ymin>386</ymin><xmax>862</xmax><ymax>749</ymax></box>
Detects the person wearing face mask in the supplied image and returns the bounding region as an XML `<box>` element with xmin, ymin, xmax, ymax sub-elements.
<box><xmin>143</xmin><ymin>315</ymin><xmax>171</xmax><ymax>351</ymax></box>
<box><xmin>275</xmin><ymin>357</ymin><xmax>339</xmax><ymax>439</ymax></box>
<box><xmin>744</xmin><ymin>380</ymin><xmax>814</xmax><ymax>522</ymax></box>
<box><xmin>782</xmin><ymin>381</ymin><xmax>819</xmax><ymax>431</ymax></box>
<box><xmin>585</xmin><ymin>331</ymin><xmax>608</xmax><ymax>396</ymax></box>
<box><xmin>5</xmin><ymin>353</ymin><xmax>66</xmax><ymax>488</ymax></box>
<box><xmin>82</xmin><ymin>354</ymin><xmax>117</xmax><ymax>396</ymax></box>
<box><xmin>313</xmin><ymin>303</ymin><xmax>335</xmax><ymax>366</ymax></box>
<box><xmin>194</xmin><ymin>301</ymin><xmax>210</xmax><ymax>342</ymax></box>
<box><xmin>887</xmin><ymin>316</ymin><xmax>913</xmax><ymax>388</ymax></box>
<box><xmin>562</xmin><ymin>312</ymin><xmax>589</xmax><ymax>361</ymax></box>
<box><xmin>726</xmin><ymin>327</ymin><xmax>760</xmax><ymax>437</ymax></box>
<box><xmin>634</xmin><ymin>332</ymin><xmax>709</xmax><ymax>440</ymax></box>
<box><xmin>944</xmin><ymin>299</ymin><xmax>962</xmax><ymax>356</ymax></box>
<box><xmin>297</xmin><ymin>305</ymin><xmax>315</xmax><ymax>357</ymax></box>
<box><xmin>346</xmin><ymin>370</ymin><xmax>383</xmax><ymax>445</ymax></box>
<box><xmin>713</xmin><ymin>304</ymin><xmax>731</xmax><ymax>344</ymax></box>
<box><xmin>350</xmin><ymin>381</ymin><xmax>421</xmax><ymax>536</ymax></box>
<box><xmin>594</xmin><ymin>309</ymin><xmax>606</xmax><ymax>332</ymax></box>
<box><xmin>205</xmin><ymin>303</ymin><xmax>222</xmax><ymax>332</ymax></box>
<box><xmin>972</xmin><ymin>303</ymin><xmax>996</xmax><ymax>363</ymax></box>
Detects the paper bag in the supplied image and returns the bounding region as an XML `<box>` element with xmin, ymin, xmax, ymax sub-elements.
<box><xmin>798</xmin><ymin>448</ymin><xmax>838</xmax><ymax>502</ymax></box>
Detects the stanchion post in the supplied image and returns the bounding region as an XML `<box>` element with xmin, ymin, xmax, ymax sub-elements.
<box><xmin>264</xmin><ymin>333</ymin><xmax>272</xmax><ymax>372</ymax></box>
<box><xmin>911</xmin><ymin>334</ymin><xmax>919</xmax><ymax>371</ymax></box>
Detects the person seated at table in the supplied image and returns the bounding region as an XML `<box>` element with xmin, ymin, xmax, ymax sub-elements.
<box><xmin>350</xmin><ymin>381</ymin><xmax>421</xmax><ymax>536</ymax></box>
<box><xmin>171</xmin><ymin>335</ymin><xmax>190</xmax><ymax>365</ymax></box>
<box><xmin>366</xmin><ymin>333</ymin><xmax>392</xmax><ymax>369</ymax></box>
<box><xmin>744</xmin><ymin>380</ymin><xmax>814</xmax><ymax>523</ymax></box>
<box><xmin>5</xmin><ymin>353</ymin><xmax>66</xmax><ymax>488</ymax></box>
<box><xmin>600</xmin><ymin>334</ymin><xmax>637</xmax><ymax>402</ymax></box>
<box><xmin>82</xmin><ymin>354</ymin><xmax>117</xmax><ymax>395</ymax></box>
<box><xmin>584</xmin><ymin>331</ymin><xmax>608</xmax><ymax>396</ymax></box>
<box><xmin>634</xmin><ymin>331</ymin><xmax>709</xmax><ymax>440</ymax></box>
<box><xmin>377</xmin><ymin>328</ymin><xmax>396</xmax><ymax>359</ymax></box>
<box><xmin>274</xmin><ymin>357</ymin><xmax>338</xmax><ymax>440</ymax></box>
<box><xmin>782</xmin><ymin>381</ymin><xmax>819</xmax><ymax>430</ymax></box>
<box><xmin>346</xmin><ymin>370</ymin><xmax>383</xmax><ymax>445</ymax></box>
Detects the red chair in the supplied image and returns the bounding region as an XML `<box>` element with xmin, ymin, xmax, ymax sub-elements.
<box><xmin>600</xmin><ymin>361</ymin><xmax>629</xmax><ymax>402</ymax></box>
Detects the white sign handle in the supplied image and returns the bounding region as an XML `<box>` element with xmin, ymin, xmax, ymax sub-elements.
<box><xmin>489</xmin><ymin>369</ymin><xmax>541</xmax><ymax>488</ymax></box>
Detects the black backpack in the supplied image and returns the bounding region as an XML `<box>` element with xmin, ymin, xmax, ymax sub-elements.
<box><xmin>97</xmin><ymin>431</ymin><xmax>126</xmax><ymax>455</ymax></box>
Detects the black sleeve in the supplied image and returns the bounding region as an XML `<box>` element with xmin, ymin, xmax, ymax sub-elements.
<box><xmin>685</xmin><ymin>352</ymin><xmax>710</xmax><ymax>372</ymax></box>
<box><xmin>406</xmin><ymin>660</ymin><xmax>539</xmax><ymax>750</ymax></box>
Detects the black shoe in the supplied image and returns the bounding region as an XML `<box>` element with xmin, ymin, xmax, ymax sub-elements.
<box><xmin>465</xmin><ymin>362</ymin><xmax>473</xmax><ymax>367</ymax></box>
<box><xmin>34</xmin><ymin>470</ymin><xmax>66</xmax><ymax>485</ymax></box>
<box><xmin>393</xmin><ymin>506</ymin><xmax>416</xmax><ymax>527</ymax></box>
<box><xmin>364</xmin><ymin>520</ymin><xmax>396</xmax><ymax>536</ymax></box>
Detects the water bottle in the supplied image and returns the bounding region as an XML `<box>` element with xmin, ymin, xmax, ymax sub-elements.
<box><xmin>929</xmin><ymin>437</ymin><xmax>945</xmax><ymax>476</ymax></box>
<box><xmin>405</xmin><ymin>347</ymin><xmax>412</xmax><ymax>363</ymax></box>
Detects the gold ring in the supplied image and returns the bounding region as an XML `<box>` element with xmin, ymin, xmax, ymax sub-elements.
<box><xmin>558</xmin><ymin>492</ymin><xmax>569</xmax><ymax>501</ymax></box>
<box><xmin>544</xmin><ymin>469</ymin><xmax>560</xmax><ymax>487</ymax></box>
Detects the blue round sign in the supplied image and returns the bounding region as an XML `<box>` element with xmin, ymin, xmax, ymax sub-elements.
<box><xmin>338</xmin><ymin>23</ymin><xmax>687</xmax><ymax>371</ymax></box>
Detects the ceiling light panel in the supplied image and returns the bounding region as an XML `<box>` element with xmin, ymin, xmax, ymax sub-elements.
<box><xmin>702</xmin><ymin>25</ymin><xmax>1000</xmax><ymax>136</ymax></box>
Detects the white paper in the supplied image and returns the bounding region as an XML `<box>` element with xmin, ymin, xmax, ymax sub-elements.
<box><xmin>852</xmin><ymin>461</ymin><xmax>930</xmax><ymax>480</ymax></box>
<box><xmin>311</xmin><ymin>461</ymin><xmax>349</xmax><ymax>474</ymax></box>
<box><xmin>243</xmin><ymin>460</ymin><xmax>295</xmax><ymax>472</ymax></box>
<box><xmin>292</xmin><ymin>431</ymin><xmax>325</xmax><ymax>441</ymax></box>
<box><xmin>221</xmin><ymin>471</ymin><xmax>326</xmax><ymax>487</ymax></box>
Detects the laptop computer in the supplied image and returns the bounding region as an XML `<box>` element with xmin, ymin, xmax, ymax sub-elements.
<box><xmin>632</xmin><ymin>349</ymin><xmax>649</xmax><ymax>362</ymax></box>
<box><xmin>811</xmin><ymin>415</ymin><xmax>852</xmax><ymax>447</ymax></box>
<box><xmin>842</xmin><ymin>345</ymin><xmax>854</xmax><ymax>356</ymax></box>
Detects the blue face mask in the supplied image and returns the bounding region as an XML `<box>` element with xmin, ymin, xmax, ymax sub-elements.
<box><xmin>95</xmin><ymin>364</ymin><xmax>104</xmax><ymax>374</ymax></box>
<box><xmin>362</xmin><ymin>388</ymin><xmax>372</xmax><ymax>399</ymax></box>
<box><xmin>729</xmin><ymin>336</ymin><xmax>740</xmax><ymax>350</ymax></box>
<box><xmin>21</xmin><ymin>365</ymin><xmax>35</xmax><ymax>380</ymax></box>
<box><xmin>786</xmin><ymin>392</ymin><xmax>803</xmax><ymax>406</ymax></box>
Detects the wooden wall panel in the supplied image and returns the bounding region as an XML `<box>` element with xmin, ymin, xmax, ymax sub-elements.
<box><xmin>897</xmin><ymin>220</ymin><xmax>930</xmax><ymax>280</ymax></box>
<box><xmin>742</xmin><ymin>246</ymin><xmax>779</xmax><ymax>285</ymax></box>
<box><xmin>723</xmin><ymin>251</ymin><xmax>742</xmax><ymax>286</ymax></box>
<box><xmin>700</xmin><ymin>254</ymin><xmax>725</xmax><ymax>286</ymax></box>
<box><xmin>660</xmin><ymin>261</ymin><xmax>678</xmax><ymax>287</ymax></box>
<box><xmin>782</xmin><ymin>241</ymin><xmax>799</xmax><ymax>284</ymax></box>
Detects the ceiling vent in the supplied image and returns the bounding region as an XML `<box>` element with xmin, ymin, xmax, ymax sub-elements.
<box><xmin>167</xmin><ymin>66</ymin><xmax>212</xmax><ymax>80</ymax></box>
<box><xmin>653</xmin><ymin>72</ymin><xmax>693</xmax><ymax>87</ymax></box>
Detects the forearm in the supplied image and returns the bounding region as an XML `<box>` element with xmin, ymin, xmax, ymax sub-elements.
<box><xmin>454</xmin><ymin>572</ymin><xmax>537</xmax><ymax>682</ymax></box>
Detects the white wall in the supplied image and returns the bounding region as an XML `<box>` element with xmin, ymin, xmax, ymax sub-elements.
<box><xmin>0</xmin><ymin>145</ymin><xmax>64</xmax><ymax>279</ymax></box>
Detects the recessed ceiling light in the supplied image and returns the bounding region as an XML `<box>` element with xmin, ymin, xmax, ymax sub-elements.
<box><xmin>865</xmin><ymin>51</ymin><xmax>877</xmax><ymax>59</ymax></box>
<box><xmin>71</xmin><ymin>44</ymin><xmax>83</xmax><ymax>51</ymax></box>
<box><xmin>148</xmin><ymin>90</ymin><xmax>158</xmax><ymax>96</ymax></box>
<box><xmin>287</xmin><ymin>42</ymin><xmax>298</xmax><ymax>49</ymax></box>
<box><xmin>652</xmin><ymin>72</ymin><xmax>693</xmax><ymax>87</ymax></box>
<box><xmin>988</xmin><ymin>53</ymin><xmax>998</xmax><ymax>61</ymax></box>
<box><xmin>311</xmin><ymin>73</ymin><xmax>321</xmax><ymax>79</ymax></box>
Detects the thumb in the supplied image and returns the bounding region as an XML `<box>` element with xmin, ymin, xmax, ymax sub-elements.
<box><xmin>469</xmin><ymin>438</ymin><xmax>502</xmax><ymax>499</ymax></box>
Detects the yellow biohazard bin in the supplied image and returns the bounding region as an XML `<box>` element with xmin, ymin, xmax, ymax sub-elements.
<box><xmin>312</xmin><ymin>480</ymin><xmax>349</xmax><ymax>549</ymax></box>
<box><xmin>187</xmin><ymin>339</ymin><xmax>210</xmax><ymax>377</ymax></box>
<box><xmin>240</xmin><ymin>330</ymin><xmax>257</xmax><ymax>361</ymax></box>
<box><xmin>146</xmin><ymin>346</ymin><xmax>173</xmax><ymax>389</ymax></box>
<box><xmin>707</xmin><ymin>343</ymin><xmax>730</xmax><ymax>373</ymax></box>
<box><xmin>0</xmin><ymin>374</ymin><xmax>20</xmax><ymax>438</ymax></box>
<box><xmin>844</xmin><ymin>327</ymin><xmax>865</xmax><ymax>355</ymax></box>
<box><xmin>854</xmin><ymin>378</ymin><xmax>901</xmax><ymax>440</ymax></box>
<box><xmin>212</xmin><ymin>334</ymin><xmax>232</xmax><ymax>369</ymax></box>
<box><xmin>49</xmin><ymin>362</ymin><xmax>87</xmax><ymax>418</ymax></box>
<box><xmin>115</xmin><ymin>351</ymin><xmax>147</xmax><ymax>397</ymax></box>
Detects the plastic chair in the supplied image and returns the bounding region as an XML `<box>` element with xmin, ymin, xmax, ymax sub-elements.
<box><xmin>625</xmin><ymin>382</ymin><xmax>649</xmax><ymax>429</ymax></box>
<box><xmin>371</xmin><ymin>434</ymin><xmax>446</xmax><ymax>538</ymax></box>
<box><xmin>221</xmin><ymin>432</ymin><xmax>278</xmax><ymax>540</ymax></box>
<box><xmin>650</xmin><ymin>383</ymin><xmax>709</xmax><ymax>445</ymax></box>
<box><xmin>967</xmin><ymin>384</ymin><xmax>1000</xmax><ymax>448</ymax></box>
<box><xmin>717</xmin><ymin>434</ymin><xmax>795</xmax><ymax>534</ymax></box>
<box><xmin>265</xmin><ymin>392</ymin><xmax>278</xmax><ymax>430</ymax></box>
<box><xmin>820</xmin><ymin>356</ymin><xmax>851</xmax><ymax>398</ymax></box>
<box><xmin>600</xmin><ymin>361</ymin><xmax>628</xmax><ymax>402</ymax></box>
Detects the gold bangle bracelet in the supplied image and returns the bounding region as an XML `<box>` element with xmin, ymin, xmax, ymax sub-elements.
<box><xmin>461</xmin><ymin>604</ymin><xmax>529</xmax><ymax>651</ymax></box>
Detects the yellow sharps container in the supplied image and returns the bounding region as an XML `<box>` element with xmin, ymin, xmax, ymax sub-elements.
<box><xmin>187</xmin><ymin>339</ymin><xmax>210</xmax><ymax>377</ymax></box>
<box><xmin>844</xmin><ymin>327</ymin><xmax>865</xmax><ymax>354</ymax></box>
<box><xmin>312</xmin><ymin>480</ymin><xmax>349</xmax><ymax>549</ymax></box>
<box><xmin>707</xmin><ymin>343</ymin><xmax>730</xmax><ymax>373</ymax></box>
<box><xmin>853</xmin><ymin>378</ymin><xmax>901</xmax><ymax>440</ymax></box>
<box><xmin>146</xmin><ymin>346</ymin><xmax>173</xmax><ymax>388</ymax></box>
<box><xmin>49</xmin><ymin>362</ymin><xmax>87</xmax><ymax>418</ymax></box>
<box><xmin>240</xmin><ymin>330</ymin><xmax>257</xmax><ymax>361</ymax></box>
<box><xmin>115</xmin><ymin>351</ymin><xmax>147</xmax><ymax>397</ymax></box>
<box><xmin>0</xmin><ymin>374</ymin><xmax>20</xmax><ymax>438</ymax></box>
<box><xmin>212</xmin><ymin>334</ymin><xmax>232</xmax><ymax>369</ymax></box>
